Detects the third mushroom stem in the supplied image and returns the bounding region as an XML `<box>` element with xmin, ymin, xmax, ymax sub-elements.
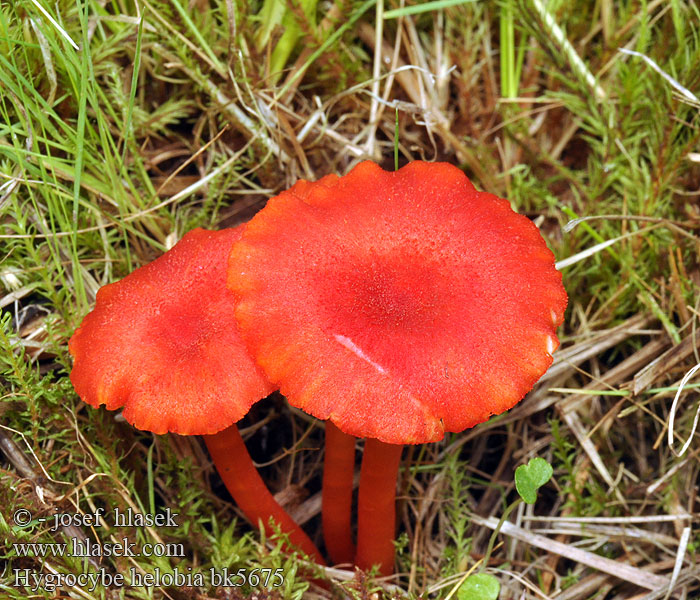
<box><xmin>355</xmin><ymin>438</ymin><xmax>404</xmax><ymax>575</ymax></box>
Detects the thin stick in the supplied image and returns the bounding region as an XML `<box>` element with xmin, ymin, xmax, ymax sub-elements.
<box><xmin>470</xmin><ymin>514</ymin><xmax>670</xmax><ymax>591</ymax></box>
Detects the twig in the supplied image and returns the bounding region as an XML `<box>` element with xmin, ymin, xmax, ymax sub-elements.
<box><xmin>470</xmin><ymin>514</ymin><xmax>671</xmax><ymax>591</ymax></box>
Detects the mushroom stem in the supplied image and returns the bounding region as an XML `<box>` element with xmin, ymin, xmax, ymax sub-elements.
<box><xmin>355</xmin><ymin>439</ymin><xmax>403</xmax><ymax>575</ymax></box>
<box><xmin>322</xmin><ymin>421</ymin><xmax>356</xmax><ymax>564</ymax></box>
<box><xmin>204</xmin><ymin>425</ymin><xmax>325</xmax><ymax>563</ymax></box>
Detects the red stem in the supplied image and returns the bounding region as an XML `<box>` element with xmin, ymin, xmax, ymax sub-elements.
<box><xmin>204</xmin><ymin>425</ymin><xmax>325</xmax><ymax>564</ymax></box>
<box><xmin>322</xmin><ymin>421</ymin><xmax>356</xmax><ymax>564</ymax></box>
<box><xmin>355</xmin><ymin>439</ymin><xmax>403</xmax><ymax>575</ymax></box>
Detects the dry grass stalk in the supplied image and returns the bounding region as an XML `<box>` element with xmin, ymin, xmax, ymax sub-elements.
<box><xmin>470</xmin><ymin>514</ymin><xmax>671</xmax><ymax>591</ymax></box>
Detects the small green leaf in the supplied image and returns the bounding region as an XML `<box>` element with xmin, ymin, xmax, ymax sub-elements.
<box><xmin>457</xmin><ymin>573</ymin><xmax>500</xmax><ymax>600</ymax></box>
<box><xmin>515</xmin><ymin>457</ymin><xmax>553</xmax><ymax>504</ymax></box>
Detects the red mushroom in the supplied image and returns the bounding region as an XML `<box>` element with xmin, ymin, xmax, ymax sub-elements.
<box><xmin>69</xmin><ymin>227</ymin><xmax>323</xmax><ymax>562</ymax></box>
<box><xmin>227</xmin><ymin>161</ymin><xmax>567</xmax><ymax>574</ymax></box>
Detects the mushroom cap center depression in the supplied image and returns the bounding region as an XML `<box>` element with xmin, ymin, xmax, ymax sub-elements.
<box><xmin>146</xmin><ymin>300</ymin><xmax>217</xmax><ymax>362</ymax></box>
<box><xmin>313</xmin><ymin>250</ymin><xmax>460</xmax><ymax>378</ymax></box>
<box><xmin>325</xmin><ymin>254</ymin><xmax>447</xmax><ymax>329</ymax></box>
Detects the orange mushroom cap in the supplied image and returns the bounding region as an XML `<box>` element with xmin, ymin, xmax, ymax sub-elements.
<box><xmin>69</xmin><ymin>227</ymin><xmax>274</xmax><ymax>435</ymax></box>
<box><xmin>228</xmin><ymin>161</ymin><xmax>567</xmax><ymax>445</ymax></box>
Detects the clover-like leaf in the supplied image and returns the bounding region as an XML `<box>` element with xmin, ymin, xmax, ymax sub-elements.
<box><xmin>457</xmin><ymin>573</ymin><xmax>500</xmax><ymax>600</ymax></box>
<box><xmin>515</xmin><ymin>457</ymin><xmax>553</xmax><ymax>504</ymax></box>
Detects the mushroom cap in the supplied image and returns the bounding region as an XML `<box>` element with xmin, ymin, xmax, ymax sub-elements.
<box><xmin>69</xmin><ymin>227</ymin><xmax>274</xmax><ymax>435</ymax></box>
<box><xmin>228</xmin><ymin>161</ymin><xmax>567</xmax><ymax>444</ymax></box>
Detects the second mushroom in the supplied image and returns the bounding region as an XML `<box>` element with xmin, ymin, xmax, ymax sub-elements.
<box><xmin>228</xmin><ymin>161</ymin><xmax>568</xmax><ymax>574</ymax></box>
